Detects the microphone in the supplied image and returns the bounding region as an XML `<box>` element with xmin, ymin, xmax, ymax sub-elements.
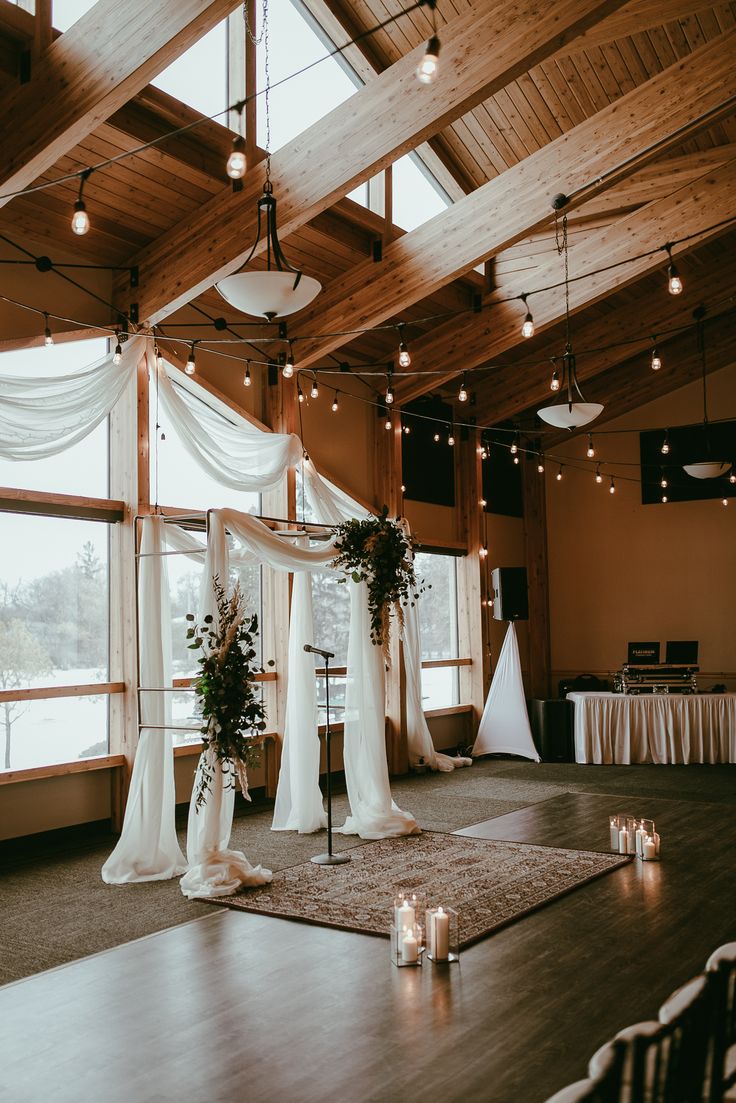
<box><xmin>304</xmin><ymin>643</ymin><xmax>335</xmax><ymax>660</ymax></box>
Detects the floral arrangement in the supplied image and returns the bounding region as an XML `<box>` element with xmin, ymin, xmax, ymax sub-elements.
<box><xmin>186</xmin><ymin>578</ymin><xmax>268</xmax><ymax>810</ymax></box>
<box><xmin>331</xmin><ymin>507</ymin><xmax>423</xmax><ymax>661</ymax></box>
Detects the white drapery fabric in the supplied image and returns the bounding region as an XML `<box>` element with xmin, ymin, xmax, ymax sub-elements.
<box><xmin>152</xmin><ymin>347</ymin><xmax>302</xmax><ymax>492</ymax></box>
<box><xmin>180</xmin><ymin>512</ymin><xmax>272</xmax><ymax>897</ymax></box>
<box><xmin>102</xmin><ymin>516</ymin><xmax>187</xmax><ymax>883</ymax></box>
<box><xmin>569</xmin><ymin>691</ymin><xmax>736</xmax><ymax>764</ymax></box>
<box><xmin>472</xmin><ymin>622</ymin><xmax>540</xmax><ymax>761</ymax></box>
<box><xmin>0</xmin><ymin>335</ymin><xmax>141</xmax><ymax>459</ymax></box>
<box><xmin>181</xmin><ymin>511</ymin><xmax>273</xmax><ymax>899</ymax></box>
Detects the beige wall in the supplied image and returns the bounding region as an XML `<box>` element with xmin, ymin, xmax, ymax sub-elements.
<box><xmin>546</xmin><ymin>362</ymin><xmax>736</xmax><ymax>688</ymax></box>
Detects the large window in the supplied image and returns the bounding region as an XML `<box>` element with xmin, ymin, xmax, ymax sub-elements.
<box><xmin>0</xmin><ymin>338</ymin><xmax>112</xmax><ymax>772</ymax></box>
<box><xmin>415</xmin><ymin>551</ymin><xmax>460</xmax><ymax>708</ymax></box>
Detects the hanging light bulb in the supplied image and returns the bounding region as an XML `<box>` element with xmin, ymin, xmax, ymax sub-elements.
<box><xmin>510</xmin><ymin>433</ymin><xmax>519</xmax><ymax>455</ymax></box>
<box><xmin>595</xmin><ymin>465</ymin><xmax>603</xmax><ymax>484</ymax></box>
<box><xmin>185</xmin><ymin>343</ymin><xmax>196</xmax><ymax>375</ymax></box>
<box><xmin>385</xmin><ymin>372</ymin><xmax>394</xmax><ymax>405</ymax></box>
<box><xmin>651</xmin><ymin>341</ymin><xmax>662</xmax><ymax>371</ymax></box>
<box><xmin>155</xmin><ymin>344</ymin><xmax>164</xmax><ymax>371</ymax></box>
<box><xmin>433</xmin><ymin>430</ymin><xmax>441</xmax><ymax>443</ymax></box>
<box><xmin>586</xmin><ymin>434</ymin><xmax>595</xmax><ymax>459</ymax></box>
<box><xmin>520</xmin><ymin>294</ymin><xmax>534</xmax><ymax>338</ymax></box>
<box><xmin>282</xmin><ymin>345</ymin><xmax>295</xmax><ymax>378</ymax></box>
<box><xmin>226</xmin><ymin>134</ymin><xmax>247</xmax><ymax>180</ymax></box>
<box><xmin>730</xmin><ymin>471</ymin><xmax>736</xmax><ymax>485</ymax></box>
<box><xmin>43</xmin><ymin>313</ymin><xmax>53</xmax><ymax>346</ymax></box>
<box><xmin>479</xmin><ymin>544</ymin><xmax>488</xmax><ymax>559</ymax></box>
<box><xmin>416</xmin><ymin>35</ymin><xmax>440</xmax><ymax>84</ymax></box>
<box><xmin>660</xmin><ymin>471</ymin><xmax>668</xmax><ymax>489</ymax></box>
<box><xmin>458</xmin><ymin>373</ymin><xmax>468</xmax><ymax>403</ymax></box>
<box><xmin>609</xmin><ymin>477</ymin><xmax>616</xmax><ymax>495</ymax></box>
<box><xmin>400</xmin><ymin>484</ymin><xmax>406</xmax><ymax>494</ymax></box>
<box><xmin>513</xmin><ymin>455</ymin><xmax>520</xmax><ymax>465</ymax></box>
<box><xmin>480</xmin><ymin>498</ymin><xmax>487</xmax><ymax>508</ymax></box>
<box><xmin>243</xmin><ymin>364</ymin><xmax>252</xmax><ymax>387</ymax></box>
<box><xmin>480</xmin><ymin>443</ymin><xmax>488</xmax><ymax>460</ymax></box>
<box><xmin>331</xmin><ymin>391</ymin><xmax>339</xmax><ymax>413</ymax></box>
<box><xmin>662</xmin><ymin>495</ymin><xmax>668</xmax><ymax>503</ymax></box>
<box><xmin>403</xmin><ymin>423</ymin><xmax>411</xmax><ymax>435</ymax></box>
<box><xmin>556</xmin><ymin>465</ymin><xmax>563</xmax><ymax>481</ymax></box>
<box><xmin>537</xmin><ymin>455</ymin><xmax>545</xmax><ymax>473</ymax></box>
<box><xmin>722</xmin><ymin>498</ymin><xmax>729</xmax><ymax>507</ymax></box>
<box><xmin>112</xmin><ymin>333</ymin><xmax>122</xmax><ymax>365</ymax></box>
<box><xmin>385</xmin><ymin>414</ymin><xmax>392</xmax><ymax>431</ymax></box>
<box><xmin>550</xmin><ymin>368</ymin><xmax>560</xmax><ymax>392</ymax></box>
<box><xmin>397</xmin><ymin>325</ymin><xmax>411</xmax><ymax>368</ymax></box>
<box><xmin>448</xmin><ymin>427</ymin><xmax>455</xmax><ymax>446</ymax></box>
<box><xmin>664</xmin><ymin>245</ymin><xmax>683</xmax><ymax>295</ymax></box>
<box><xmin>70</xmin><ymin>169</ymin><xmax>92</xmax><ymax>236</ymax></box>
<box><xmin>661</xmin><ymin>432</ymin><xmax>670</xmax><ymax>456</ymax></box>
<box><xmin>297</xmin><ymin>384</ymin><xmax>304</xmax><ymax>403</ymax></box>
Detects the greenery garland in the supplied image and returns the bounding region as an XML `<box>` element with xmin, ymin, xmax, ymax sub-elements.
<box><xmin>186</xmin><ymin>578</ymin><xmax>269</xmax><ymax>810</ymax></box>
<box><xmin>332</xmin><ymin>507</ymin><xmax>424</xmax><ymax>660</ymax></box>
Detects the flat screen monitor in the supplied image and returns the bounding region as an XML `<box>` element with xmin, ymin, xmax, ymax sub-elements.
<box><xmin>665</xmin><ymin>640</ymin><xmax>698</xmax><ymax>664</ymax></box>
<box><xmin>627</xmin><ymin>642</ymin><xmax>660</xmax><ymax>664</ymax></box>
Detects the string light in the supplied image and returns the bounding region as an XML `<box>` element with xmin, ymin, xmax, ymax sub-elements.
<box><xmin>586</xmin><ymin>434</ymin><xmax>595</xmax><ymax>459</ymax></box>
<box><xmin>385</xmin><ymin>371</ymin><xmax>394</xmax><ymax>405</ymax></box>
<box><xmin>43</xmin><ymin>312</ymin><xmax>53</xmax><ymax>346</ymax></box>
<box><xmin>112</xmin><ymin>333</ymin><xmax>122</xmax><ymax>365</ymax></box>
<box><xmin>185</xmin><ymin>342</ymin><xmax>196</xmax><ymax>375</ymax></box>
<box><xmin>155</xmin><ymin>345</ymin><xmax>164</xmax><ymax>371</ymax></box>
<box><xmin>520</xmin><ymin>294</ymin><xmax>534</xmax><ymax>338</ymax></box>
<box><xmin>722</xmin><ymin>498</ymin><xmax>729</xmax><ymax>507</ymax></box>
<box><xmin>513</xmin><ymin>454</ymin><xmax>520</xmax><ymax>465</ymax></box>
<box><xmin>662</xmin><ymin>495</ymin><xmax>668</xmax><ymax>503</ymax></box>
<box><xmin>480</xmin><ymin>498</ymin><xmax>487</xmax><ymax>508</ymax></box>
<box><xmin>401</xmin><ymin>483</ymin><xmax>406</xmax><ymax>493</ymax></box>
<box><xmin>556</xmin><ymin>465</ymin><xmax>563</xmax><ymax>481</ymax></box>
<box><xmin>397</xmin><ymin>325</ymin><xmax>411</xmax><ymax>368</ymax></box>
<box><xmin>282</xmin><ymin>345</ymin><xmax>295</xmax><ymax>378</ymax></box>
<box><xmin>403</xmin><ymin>423</ymin><xmax>411</xmax><ymax>435</ymax></box>
<box><xmin>458</xmin><ymin>373</ymin><xmax>468</xmax><ymax>403</ymax></box>
<box><xmin>479</xmin><ymin>544</ymin><xmax>488</xmax><ymax>559</ymax></box>
<box><xmin>226</xmin><ymin>134</ymin><xmax>247</xmax><ymax>180</ymax></box>
<box><xmin>550</xmin><ymin>367</ymin><xmax>560</xmax><ymax>392</ymax></box>
<box><xmin>297</xmin><ymin>383</ymin><xmax>304</xmax><ymax>403</ymax></box>
<box><xmin>665</xmin><ymin>245</ymin><xmax>683</xmax><ymax>295</ymax></box>
<box><xmin>310</xmin><ymin>377</ymin><xmax>319</xmax><ymax>399</ymax></box>
<box><xmin>331</xmin><ymin>391</ymin><xmax>339</xmax><ymax>413</ymax></box>
<box><xmin>243</xmin><ymin>364</ymin><xmax>252</xmax><ymax>387</ymax></box>
<box><xmin>730</xmin><ymin>471</ymin><xmax>736</xmax><ymax>485</ymax></box>
<box><xmin>660</xmin><ymin>471</ymin><xmax>668</xmax><ymax>488</ymax></box>
<box><xmin>595</xmin><ymin>465</ymin><xmax>602</xmax><ymax>484</ymax></box>
<box><xmin>416</xmin><ymin>25</ymin><xmax>440</xmax><ymax>85</ymax></box>
<box><xmin>651</xmin><ymin>340</ymin><xmax>662</xmax><ymax>371</ymax></box>
<box><xmin>448</xmin><ymin>426</ymin><xmax>455</xmax><ymax>446</ymax></box>
<box><xmin>70</xmin><ymin>170</ymin><xmax>91</xmax><ymax>236</ymax></box>
<box><xmin>510</xmin><ymin>433</ymin><xmax>519</xmax><ymax>455</ymax></box>
<box><xmin>537</xmin><ymin>455</ymin><xmax>545</xmax><ymax>473</ymax></box>
<box><xmin>609</xmin><ymin>477</ymin><xmax>616</xmax><ymax>495</ymax></box>
<box><xmin>433</xmin><ymin>430</ymin><xmax>441</xmax><ymax>443</ymax></box>
<box><xmin>661</xmin><ymin>432</ymin><xmax>670</xmax><ymax>455</ymax></box>
<box><xmin>385</xmin><ymin>413</ymin><xmax>392</xmax><ymax>431</ymax></box>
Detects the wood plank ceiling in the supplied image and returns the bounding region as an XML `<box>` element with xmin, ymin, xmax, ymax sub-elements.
<box><xmin>0</xmin><ymin>0</ymin><xmax>733</xmax><ymax>440</ymax></box>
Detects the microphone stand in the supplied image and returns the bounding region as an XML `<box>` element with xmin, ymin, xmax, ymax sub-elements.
<box><xmin>309</xmin><ymin>647</ymin><xmax>351</xmax><ymax>866</ymax></box>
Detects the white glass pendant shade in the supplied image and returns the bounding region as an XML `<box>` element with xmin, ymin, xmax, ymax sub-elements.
<box><xmin>537</xmin><ymin>402</ymin><xmax>604</xmax><ymax>429</ymax></box>
<box><xmin>682</xmin><ymin>461</ymin><xmax>732</xmax><ymax>480</ymax></box>
<box><xmin>216</xmin><ymin>271</ymin><xmax>322</xmax><ymax>319</ymax></box>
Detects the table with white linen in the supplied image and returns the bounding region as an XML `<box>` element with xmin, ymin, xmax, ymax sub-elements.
<box><xmin>567</xmin><ymin>692</ymin><xmax>736</xmax><ymax>764</ymax></box>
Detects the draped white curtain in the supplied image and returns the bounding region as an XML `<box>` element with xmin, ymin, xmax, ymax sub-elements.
<box><xmin>181</xmin><ymin>511</ymin><xmax>273</xmax><ymax>899</ymax></box>
<box><xmin>0</xmin><ymin>335</ymin><xmax>141</xmax><ymax>459</ymax></box>
<box><xmin>102</xmin><ymin>516</ymin><xmax>187</xmax><ymax>883</ymax></box>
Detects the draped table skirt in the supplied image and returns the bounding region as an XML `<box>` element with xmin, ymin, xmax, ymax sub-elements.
<box><xmin>567</xmin><ymin>692</ymin><xmax>736</xmax><ymax>764</ymax></box>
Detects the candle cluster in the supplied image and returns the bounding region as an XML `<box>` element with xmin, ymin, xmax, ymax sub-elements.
<box><xmin>390</xmin><ymin>894</ymin><xmax>460</xmax><ymax>967</ymax></box>
<box><xmin>609</xmin><ymin>814</ymin><xmax>661</xmax><ymax>861</ymax></box>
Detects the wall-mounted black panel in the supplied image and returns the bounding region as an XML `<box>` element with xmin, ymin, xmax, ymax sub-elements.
<box><xmin>481</xmin><ymin>433</ymin><xmax>523</xmax><ymax>517</ymax></box>
<box><xmin>401</xmin><ymin>397</ymin><xmax>455</xmax><ymax>507</ymax></box>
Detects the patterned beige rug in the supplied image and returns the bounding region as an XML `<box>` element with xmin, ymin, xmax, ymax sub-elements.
<box><xmin>209</xmin><ymin>831</ymin><xmax>631</xmax><ymax>947</ymax></box>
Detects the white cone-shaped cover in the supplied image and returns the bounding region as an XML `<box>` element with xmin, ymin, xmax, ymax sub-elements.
<box><xmin>472</xmin><ymin>622</ymin><xmax>540</xmax><ymax>761</ymax></box>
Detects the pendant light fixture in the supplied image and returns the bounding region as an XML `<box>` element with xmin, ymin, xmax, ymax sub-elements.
<box><xmin>216</xmin><ymin>0</ymin><xmax>321</xmax><ymax>320</ymax></box>
<box><xmin>538</xmin><ymin>202</ymin><xmax>603</xmax><ymax>431</ymax></box>
<box><xmin>681</xmin><ymin>308</ymin><xmax>732</xmax><ymax>481</ymax></box>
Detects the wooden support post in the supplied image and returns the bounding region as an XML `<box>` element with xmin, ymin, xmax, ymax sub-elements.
<box><xmin>458</xmin><ymin>429</ymin><xmax>488</xmax><ymax>728</ymax></box>
<box><xmin>227</xmin><ymin>8</ymin><xmax>245</xmax><ymax>136</ymax></box>
<box><xmin>33</xmin><ymin>0</ymin><xmax>52</xmax><ymax>58</ymax></box>
<box><xmin>522</xmin><ymin>451</ymin><xmax>551</xmax><ymax>699</ymax></box>
<box><xmin>374</xmin><ymin>409</ymin><xmax>408</xmax><ymax>775</ymax></box>
<box><xmin>244</xmin><ymin>13</ymin><xmax>257</xmax><ymax>167</ymax></box>
<box><xmin>382</xmin><ymin>164</ymin><xmax>393</xmax><ymax>248</ymax></box>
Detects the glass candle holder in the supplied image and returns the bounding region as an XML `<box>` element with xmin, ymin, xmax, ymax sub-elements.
<box><xmin>390</xmin><ymin>921</ymin><xmax>424</xmax><ymax>967</ymax></box>
<box><xmin>393</xmin><ymin>891</ymin><xmax>424</xmax><ymax>934</ymax></box>
<box><xmin>425</xmin><ymin>906</ymin><xmax>459</xmax><ymax>964</ymax></box>
<box><xmin>635</xmin><ymin>818</ymin><xmax>661</xmax><ymax>861</ymax></box>
<box><xmin>608</xmin><ymin>813</ymin><xmax>638</xmax><ymax>854</ymax></box>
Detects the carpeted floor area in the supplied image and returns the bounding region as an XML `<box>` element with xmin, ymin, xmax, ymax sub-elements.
<box><xmin>1</xmin><ymin>758</ymin><xmax>734</xmax><ymax>985</ymax></box>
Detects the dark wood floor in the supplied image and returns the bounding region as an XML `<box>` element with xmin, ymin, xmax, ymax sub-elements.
<box><xmin>1</xmin><ymin>789</ymin><xmax>734</xmax><ymax>1103</ymax></box>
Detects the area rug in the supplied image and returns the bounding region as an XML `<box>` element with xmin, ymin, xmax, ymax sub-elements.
<box><xmin>209</xmin><ymin>831</ymin><xmax>631</xmax><ymax>947</ymax></box>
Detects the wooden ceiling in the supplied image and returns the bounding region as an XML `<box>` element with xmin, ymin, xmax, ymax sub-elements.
<box><xmin>0</xmin><ymin>0</ymin><xmax>733</xmax><ymax>443</ymax></box>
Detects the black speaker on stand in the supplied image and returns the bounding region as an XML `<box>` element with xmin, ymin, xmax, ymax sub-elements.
<box><xmin>491</xmin><ymin>567</ymin><xmax>528</xmax><ymax>621</ymax></box>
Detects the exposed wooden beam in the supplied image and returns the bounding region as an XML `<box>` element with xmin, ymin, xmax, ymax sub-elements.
<box><xmin>122</xmin><ymin>0</ymin><xmax>632</xmax><ymax>325</ymax></box>
<box><xmin>291</xmin><ymin>31</ymin><xmax>736</xmax><ymax>372</ymax></box>
<box><xmin>565</xmin><ymin>0</ymin><xmax>729</xmax><ymax>55</ymax></box>
<box><xmin>0</xmin><ymin>0</ymin><xmax>240</xmax><ymax>206</ymax></box>
<box><xmin>419</xmin><ymin>161</ymin><xmax>736</xmax><ymax>421</ymax></box>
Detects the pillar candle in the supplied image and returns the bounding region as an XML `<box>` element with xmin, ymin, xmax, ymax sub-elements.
<box><xmin>401</xmin><ymin>927</ymin><xmax>418</xmax><ymax>963</ymax></box>
<box><xmin>652</xmin><ymin>832</ymin><xmax>661</xmax><ymax>857</ymax></box>
<box><xmin>609</xmin><ymin>820</ymin><xmax>619</xmax><ymax>849</ymax></box>
<box><xmin>643</xmin><ymin>836</ymin><xmax>657</xmax><ymax>860</ymax></box>
<box><xmin>618</xmin><ymin>828</ymin><xmax>629</xmax><ymax>855</ymax></box>
<box><xmin>432</xmin><ymin>907</ymin><xmax>450</xmax><ymax>961</ymax></box>
<box><xmin>396</xmin><ymin>899</ymin><xmax>415</xmax><ymax>931</ymax></box>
